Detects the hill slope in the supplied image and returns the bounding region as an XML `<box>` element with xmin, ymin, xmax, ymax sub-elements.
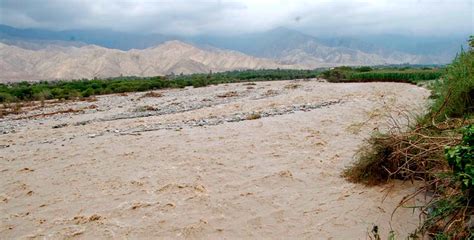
<box><xmin>189</xmin><ymin>28</ymin><xmax>458</xmax><ymax>66</ymax></box>
<box><xmin>0</xmin><ymin>41</ymin><xmax>296</xmax><ymax>82</ymax></box>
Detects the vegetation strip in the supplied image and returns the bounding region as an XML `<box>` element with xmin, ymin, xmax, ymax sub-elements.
<box><xmin>321</xmin><ymin>66</ymin><xmax>443</xmax><ymax>83</ymax></box>
<box><xmin>0</xmin><ymin>69</ymin><xmax>320</xmax><ymax>103</ymax></box>
<box><xmin>1</xmin><ymin>66</ymin><xmax>445</xmax><ymax>105</ymax></box>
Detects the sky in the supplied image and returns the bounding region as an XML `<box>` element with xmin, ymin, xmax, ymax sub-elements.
<box><xmin>0</xmin><ymin>0</ymin><xmax>473</xmax><ymax>37</ymax></box>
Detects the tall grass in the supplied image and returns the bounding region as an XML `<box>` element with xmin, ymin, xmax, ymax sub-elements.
<box><xmin>431</xmin><ymin>49</ymin><xmax>474</xmax><ymax>121</ymax></box>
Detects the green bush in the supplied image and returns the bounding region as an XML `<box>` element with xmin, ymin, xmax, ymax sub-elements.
<box><xmin>81</xmin><ymin>88</ymin><xmax>95</xmax><ymax>98</ymax></box>
<box><xmin>445</xmin><ymin>125</ymin><xmax>474</xmax><ymax>192</ymax></box>
<box><xmin>65</xmin><ymin>89</ymin><xmax>81</xmax><ymax>99</ymax></box>
<box><xmin>355</xmin><ymin>66</ymin><xmax>373</xmax><ymax>72</ymax></box>
<box><xmin>0</xmin><ymin>92</ymin><xmax>16</xmax><ymax>102</ymax></box>
<box><xmin>321</xmin><ymin>67</ymin><xmax>352</xmax><ymax>82</ymax></box>
<box><xmin>33</xmin><ymin>89</ymin><xmax>52</xmax><ymax>100</ymax></box>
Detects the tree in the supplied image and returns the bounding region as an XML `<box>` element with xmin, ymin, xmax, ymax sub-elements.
<box><xmin>82</xmin><ymin>88</ymin><xmax>95</xmax><ymax>98</ymax></box>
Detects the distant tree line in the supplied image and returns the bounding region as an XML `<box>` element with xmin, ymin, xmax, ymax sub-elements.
<box><xmin>0</xmin><ymin>69</ymin><xmax>320</xmax><ymax>103</ymax></box>
<box><xmin>0</xmin><ymin>66</ymin><xmax>447</xmax><ymax>103</ymax></box>
<box><xmin>321</xmin><ymin>66</ymin><xmax>443</xmax><ymax>83</ymax></box>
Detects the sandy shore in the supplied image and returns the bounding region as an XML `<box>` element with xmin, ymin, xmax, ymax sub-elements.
<box><xmin>0</xmin><ymin>79</ymin><xmax>430</xmax><ymax>239</ymax></box>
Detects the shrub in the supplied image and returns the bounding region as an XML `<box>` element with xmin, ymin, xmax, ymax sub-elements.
<box><xmin>445</xmin><ymin>125</ymin><xmax>474</xmax><ymax>192</ymax></box>
<box><xmin>321</xmin><ymin>67</ymin><xmax>352</xmax><ymax>82</ymax></box>
<box><xmin>191</xmin><ymin>76</ymin><xmax>209</xmax><ymax>88</ymax></box>
<box><xmin>81</xmin><ymin>88</ymin><xmax>95</xmax><ymax>98</ymax></box>
<box><xmin>343</xmin><ymin>127</ymin><xmax>458</xmax><ymax>185</ymax></box>
<box><xmin>65</xmin><ymin>89</ymin><xmax>81</xmax><ymax>99</ymax></box>
<box><xmin>33</xmin><ymin>89</ymin><xmax>52</xmax><ymax>101</ymax></box>
<box><xmin>0</xmin><ymin>92</ymin><xmax>16</xmax><ymax>102</ymax></box>
<box><xmin>414</xmin><ymin>126</ymin><xmax>474</xmax><ymax>238</ymax></box>
<box><xmin>51</xmin><ymin>88</ymin><xmax>65</xmax><ymax>99</ymax></box>
<box><xmin>355</xmin><ymin>66</ymin><xmax>373</xmax><ymax>72</ymax></box>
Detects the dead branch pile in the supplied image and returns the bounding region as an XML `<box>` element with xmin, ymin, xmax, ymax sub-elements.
<box><xmin>344</xmin><ymin>120</ymin><xmax>469</xmax><ymax>185</ymax></box>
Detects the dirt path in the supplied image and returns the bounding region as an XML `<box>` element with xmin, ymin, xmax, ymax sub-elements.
<box><xmin>0</xmin><ymin>80</ymin><xmax>430</xmax><ymax>239</ymax></box>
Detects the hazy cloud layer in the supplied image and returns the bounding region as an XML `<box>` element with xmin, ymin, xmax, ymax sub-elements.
<box><xmin>1</xmin><ymin>0</ymin><xmax>472</xmax><ymax>36</ymax></box>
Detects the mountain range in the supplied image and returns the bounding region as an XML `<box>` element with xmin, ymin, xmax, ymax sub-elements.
<box><xmin>0</xmin><ymin>24</ymin><xmax>468</xmax><ymax>82</ymax></box>
<box><xmin>0</xmin><ymin>41</ymin><xmax>298</xmax><ymax>82</ymax></box>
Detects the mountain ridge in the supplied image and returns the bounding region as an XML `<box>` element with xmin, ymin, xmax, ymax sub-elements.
<box><xmin>1</xmin><ymin>24</ymin><xmax>466</xmax><ymax>64</ymax></box>
<box><xmin>0</xmin><ymin>40</ymin><xmax>300</xmax><ymax>82</ymax></box>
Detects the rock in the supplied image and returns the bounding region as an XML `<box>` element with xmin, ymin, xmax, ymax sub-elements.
<box><xmin>52</xmin><ymin>123</ymin><xmax>68</xmax><ymax>129</ymax></box>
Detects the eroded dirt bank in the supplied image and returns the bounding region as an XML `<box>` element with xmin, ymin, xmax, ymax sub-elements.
<box><xmin>0</xmin><ymin>80</ymin><xmax>430</xmax><ymax>239</ymax></box>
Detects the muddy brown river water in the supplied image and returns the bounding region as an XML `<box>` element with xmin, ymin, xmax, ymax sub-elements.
<box><xmin>0</xmin><ymin>80</ymin><xmax>430</xmax><ymax>239</ymax></box>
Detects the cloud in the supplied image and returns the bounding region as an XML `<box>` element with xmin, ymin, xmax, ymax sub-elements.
<box><xmin>0</xmin><ymin>0</ymin><xmax>472</xmax><ymax>36</ymax></box>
